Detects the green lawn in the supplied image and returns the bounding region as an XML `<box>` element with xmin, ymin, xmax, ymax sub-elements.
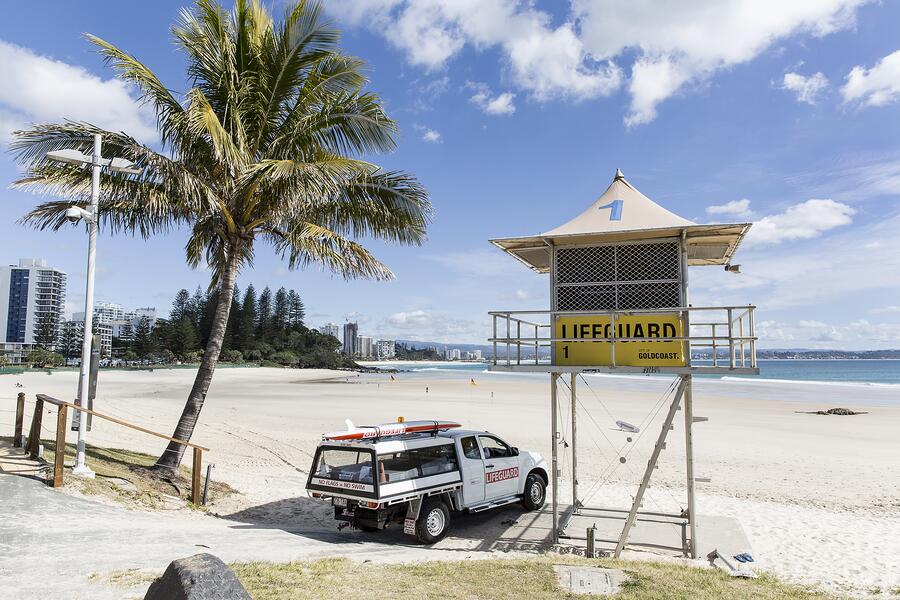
<box><xmin>231</xmin><ymin>556</ymin><xmax>841</xmax><ymax>600</ymax></box>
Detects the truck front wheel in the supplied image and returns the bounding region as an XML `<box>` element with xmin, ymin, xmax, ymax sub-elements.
<box><xmin>415</xmin><ymin>498</ymin><xmax>450</xmax><ymax>544</ymax></box>
<box><xmin>522</xmin><ymin>473</ymin><xmax>546</xmax><ymax>510</ymax></box>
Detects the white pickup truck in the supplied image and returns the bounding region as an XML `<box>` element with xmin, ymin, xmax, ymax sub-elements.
<box><xmin>305</xmin><ymin>420</ymin><xmax>548</xmax><ymax>543</ymax></box>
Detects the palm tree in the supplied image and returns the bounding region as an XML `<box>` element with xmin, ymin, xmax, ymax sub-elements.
<box><xmin>9</xmin><ymin>0</ymin><xmax>431</xmax><ymax>473</ymax></box>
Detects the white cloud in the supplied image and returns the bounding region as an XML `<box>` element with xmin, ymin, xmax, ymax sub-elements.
<box><xmin>387</xmin><ymin>309</ymin><xmax>431</xmax><ymax>328</ymax></box>
<box><xmin>747</xmin><ymin>199</ymin><xmax>855</xmax><ymax>246</ymax></box>
<box><xmin>0</xmin><ymin>39</ymin><xmax>156</xmax><ymax>143</ymax></box>
<box><xmin>706</xmin><ymin>198</ymin><xmax>753</xmax><ymax>219</ymax></box>
<box><xmin>870</xmin><ymin>305</ymin><xmax>900</xmax><ymax>314</ymax></box>
<box><xmin>331</xmin><ymin>1</ymin><xmax>868</xmax><ymax>126</ymax></box>
<box><xmin>467</xmin><ymin>82</ymin><xmax>516</xmax><ymax>115</ymax></box>
<box><xmin>842</xmin><ymin>49</ymin><xmax>900</xmax><ymax>107</ymax></box>
<box><xmin>576</xmin><ymin>0</ymin><xmax>866</xmax><ymax>125</ymax></box>
<box><xmin>422</xmin><ymin>128</ymin><xmax>442</xmax><ymax>142</ymax></box>
<box><xmin>782</xmin><ymin>71</ymin><xmax>829</xmax><ymax>104</ymax></box>
<box><xmin>329</xmin><ymin>0</ymin><xmax>621</xmax><ymax>102</ymax></box>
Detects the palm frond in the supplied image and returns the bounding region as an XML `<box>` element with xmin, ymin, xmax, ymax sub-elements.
<box><xmin>266</xmin><ymin>222</ymin><xmax>393</xmax><ymax>280</ymax></box>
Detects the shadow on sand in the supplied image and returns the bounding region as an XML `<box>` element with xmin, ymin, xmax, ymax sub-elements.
<box><xmin>216</xmin><ymin>495</ymin><xmax>554</xmax><ymax>554</ymax></box>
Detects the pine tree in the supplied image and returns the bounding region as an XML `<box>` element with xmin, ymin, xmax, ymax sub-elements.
<box><xmin>287</xmin><ymin>290</ymin><xmax>305</xmax><ymax>328</ymax></box>
<box><xmin>256</xmin><ymin>286</ymin><xmax>273</xmax><ymax>339</ymax></box>
<box><xmin>237</xmin><ymin>284</ymin><xmax>257</xmax><ymax>351</ymax></box>
<box><xmin>33</xmin><ymin>311</ymin><xmax>59</xmax><ymax>350</ymax></box>
<box><xmin>198</xmin><ymin>288</ymin><xmax>217</xmax><ymax>348</ymax></box>
<box><xmin>273</xmin><ymin>287</ymin><xmax>289</xmax><ymax>331</ymax></box>
<box><xmin>134</xmin><ymin>316</ymin><xmax>154</xmax><ymax>358</ymax></box>
<box><xmin>170</xmin><ymin>289</ymin><xmax>191</xmax><ymax>322</ymax></box>
<box><xmin>59</xmin><ymin>323</ymin><xmax>81</xmax><ymax>359</ymax></box>
<box><xmin>190</xmin><ymin>286</ymin><xmax>206</xmax><ymax>328</ymax></box>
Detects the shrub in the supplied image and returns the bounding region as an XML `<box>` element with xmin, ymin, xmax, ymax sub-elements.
<box><xmin>221</xmin><ymin>349</ymin><xmax>243</xmax><ymax>363</ymax></box>
<box><xmin>271</xmin><ymin>351</ymin><xmax>299</xmax><ymax>366</ymax></box>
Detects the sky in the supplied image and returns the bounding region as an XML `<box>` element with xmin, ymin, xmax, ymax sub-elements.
<box><xmin>1</xmin><ymin>0</ymin><xmax>900</xmax><ymax>349</ymax></box>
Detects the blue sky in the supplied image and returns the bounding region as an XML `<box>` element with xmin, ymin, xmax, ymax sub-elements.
<box><xmin>2</xmin><ymin>0</ymin><xmax>900</xmax><ymax>349</ymax></box>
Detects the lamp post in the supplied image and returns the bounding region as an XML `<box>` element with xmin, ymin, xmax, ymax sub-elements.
<box><xmin>46</xmin><ymin>134</ymin><xmax>139</xmax><ymax>477</ymax></box>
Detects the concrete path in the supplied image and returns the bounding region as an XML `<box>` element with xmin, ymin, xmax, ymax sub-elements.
<box><xmin>0</xmin><ymin>473</ymin><xmax>549</xmax><ymax>599</ymax></box>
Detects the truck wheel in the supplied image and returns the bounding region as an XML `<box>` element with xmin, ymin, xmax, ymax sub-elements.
<box><xmin>358</xmin><ymin>524</ymin><xmax>380</xmax><ymax>532</ymax></box>
<box><xmin>521</xmin><ymin>473</ymin><xmax>546</xmax><ymax>510</ymax></box>
<box><xmin>415</xmin><ymin>498</ymin><xmax>450</xmax><ymax>544</ymax></box>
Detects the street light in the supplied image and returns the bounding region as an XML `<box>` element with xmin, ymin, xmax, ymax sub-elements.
<box><xmin>46</xmin><ymin>134</ymin><xmax>140</xmax><ymax>477</ymax></box>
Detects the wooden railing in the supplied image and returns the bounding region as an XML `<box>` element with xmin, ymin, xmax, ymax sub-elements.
<box><xmin>15</xmin><ymin>393</ymin><xmax>209</xmax><ymax>504</ymax></box>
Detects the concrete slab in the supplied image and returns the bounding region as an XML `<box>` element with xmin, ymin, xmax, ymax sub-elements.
<box><xmin>553</xmin><ymin>565</ymin><xmax>627</xmax><ymax>595</ymax></box>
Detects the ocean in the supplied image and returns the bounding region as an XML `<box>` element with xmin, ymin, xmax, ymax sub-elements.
<box><xmin>371</xmin><ymin>359</ymin><xmax>900</xmax><ymax>385</ymax></box>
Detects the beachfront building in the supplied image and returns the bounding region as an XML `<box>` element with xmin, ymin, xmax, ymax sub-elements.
<box><xmin>375</xmin><ymin>339</ymin><xmax>395</xmax><ymax>359</ymax></box>
<box><xmin>0</xmin><ymin>259</ymin><xmax>67</xmax><ymax>353</ymax></box>
<box><xmin>449</xmin><ymin>348</ymin><xmax>461</xmax><ymax>360</ymax></box>
<box><xmin>320</xmin><ymin>323</ymin><xmax>341</xmax><ymax>343</ymax></box>
<box><xmin>488</xmin><ymin>169</ymin><xmax>758</xmax><ymax>558</ymax></box>
<box><xmin>342</xmin><ymin>322</ymin><xmax>358</xmax><ymax>355</ymax></box>
<box><xmin>357</xmin><ymin>336</ymin><xmax>374</xmax><ymax>358</ymax></box>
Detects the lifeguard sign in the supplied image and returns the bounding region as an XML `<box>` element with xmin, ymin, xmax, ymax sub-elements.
<box><xmin>487</xmin><ymin>169</ymin><xmax>759</xmax><ymax>559</ymax></box>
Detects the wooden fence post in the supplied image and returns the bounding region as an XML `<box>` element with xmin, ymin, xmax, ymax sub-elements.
<box><xmin>27</xmin><ymin>396</ymin><xmax>44</xmax><ymax>459</ymax></box>
<box><xmin>14</xmin><ymin>392</ymin><xmax>25</xmax><ymax>447</ymax></box>
<box><xmin>53</xmin><ymin>404</ymin><xmax>67</xmax><ymax>488</ymax></box>
<box><xmin>191</xmin><ymin>447</ymin><xmax>203</xmax><ymax>505</ymax></box>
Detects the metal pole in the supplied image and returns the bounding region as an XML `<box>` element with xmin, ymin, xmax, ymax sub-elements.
<box><xmin>570</xmin><ymin>372</ymin><xmax>578</xmax><ymax>512</ymax></box>
<box><xmin>550</xmin><ymin>372</ymin><xmax>559</xmax><ymax>544</ymax></box>
<box><xmin>683</xmin><ymin>375</ymin><xmax>697</xmax><ymax>558</ymax></box>
<box><xmin>73</xmin><ymin>133</ymin><xmax>101</xmax><ymax>478</ymax></box>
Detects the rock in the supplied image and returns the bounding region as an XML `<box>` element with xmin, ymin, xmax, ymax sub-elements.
<box><xmin>144</xmin><ymin>553</ymin><xmax>251</xmax><ymax>600</ymax></box>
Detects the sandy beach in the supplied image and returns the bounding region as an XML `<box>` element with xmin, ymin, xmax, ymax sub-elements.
<box><xmin>2</xmin><ymin>366</ymin><xmax>899</xmax><ymax>596</ymax></box>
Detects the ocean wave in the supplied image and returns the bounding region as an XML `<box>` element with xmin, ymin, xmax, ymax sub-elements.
<box><xmin>717</xmin><ymin>376</ymin><xmax>900</xmax><ymax>389</ymax></box>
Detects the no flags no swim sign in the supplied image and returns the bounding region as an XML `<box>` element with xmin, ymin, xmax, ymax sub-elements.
<box><xmin>553</xmin><ymin>313</ymin><xmax>685</xmax><ymax>367</ymax></box>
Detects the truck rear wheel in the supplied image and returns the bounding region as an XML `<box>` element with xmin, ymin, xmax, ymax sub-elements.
<box><xmin>522</xmin><ymin>473</ymin><xmax>546</xmax><ymax>510</ymax></box>
<box><xmin>415</xmin><ymin>497</ymin><xmax>450</xmax><ymax>544</ymax></box>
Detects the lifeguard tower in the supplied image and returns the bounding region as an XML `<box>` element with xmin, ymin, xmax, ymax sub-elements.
<box><xmin>488</xmin><ymin>170</ymin><xmax>758</xmax><ymax>558</ymax></box>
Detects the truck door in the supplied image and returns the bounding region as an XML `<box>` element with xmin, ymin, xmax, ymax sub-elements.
<box><xmin>479</xmin><ymin>435</ymin><xmax>519</xmax><ymax>500</ymax></box>
<box><xmin>458</xmin><ymin>435</ymin><xmax>485</xmax><ymax>506</ymax></box>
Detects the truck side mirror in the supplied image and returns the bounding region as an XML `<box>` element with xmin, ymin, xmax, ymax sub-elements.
<box><xmin>510</xmin><ymin>447</ymin><xmax>519</xmax><ymax>456</ymax></box>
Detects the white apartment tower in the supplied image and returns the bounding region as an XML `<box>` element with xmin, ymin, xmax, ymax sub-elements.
<box><xmin>0</xmin><ymin>259</ymin><xmax>67</xmax><ymax>345</ymax></box>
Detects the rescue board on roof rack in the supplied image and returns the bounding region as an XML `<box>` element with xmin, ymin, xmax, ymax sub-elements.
<box><xmin>323</xmin><ymin>420</ymin><xmax>461</xmax><ymax>441</ymax></box>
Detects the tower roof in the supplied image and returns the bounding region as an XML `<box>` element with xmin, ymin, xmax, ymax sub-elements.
<box><xmin>490</xmin><ymin>171</ymin><xmax>751</xmax><ymax>272</ymax></box>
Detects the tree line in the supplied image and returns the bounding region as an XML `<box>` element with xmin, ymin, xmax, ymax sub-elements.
<box><xmin>111</xmin><ymin>285</ymin><xmax>355</xmax><ymax>369</ymax></box>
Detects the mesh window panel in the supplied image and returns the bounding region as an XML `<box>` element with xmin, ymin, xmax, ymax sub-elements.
<box><xmin>555</xmin><ymin>246</ymin><xmax>615</xmax><ymax>284</ymax></box>
<box><xmin>556</xmin><ymin>285</ymin><xmax>616</xmax><ymax>311</ymax></box>
<box><xmin>616</xmin><ymin>242</ymin><xmax>679</xmax><ymax>281</ymax></box>
<box><xmin>616</xmin><ymin>282</ymin><xmax>681</xmax><ymax>310</ymax></box>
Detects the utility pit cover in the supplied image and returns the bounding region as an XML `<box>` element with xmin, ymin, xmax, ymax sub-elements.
<box><xmin>553</xmin><ymin>565</ymin><xmax>627</xmax><ymax>595</ymax></box>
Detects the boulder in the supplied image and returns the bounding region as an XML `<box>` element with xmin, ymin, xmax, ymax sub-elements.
<box><xmin>144</xmin><ymin>553</ymin><xmax>251</xmax><ymax>600</ymax></box>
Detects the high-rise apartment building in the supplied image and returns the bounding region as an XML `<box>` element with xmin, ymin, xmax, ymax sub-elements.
<box><xmin>375</xmin><ymin>339</ymin><xmax>396</xmax><ymax>359</ymax></box>
<box><xmin>342</xmin><ymin>322</ymin><xmax>358</xmax><ymax>355</ymax></box>
<box><xmin>357</xmin><ymin>335</ymin><xmax>374</xmax><ymax>358</ymax></box>
<box><xmin>320</xmin><ymin>323</ymin><xmax>341</xmax><ymax>342</ymax></box>
<box><xmin>0</xmin><ymin>259</ymin><xmax>67</xmax><ymax>346</ymax></box>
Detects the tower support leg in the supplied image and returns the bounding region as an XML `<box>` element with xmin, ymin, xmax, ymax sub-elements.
<box><xmin>571</xmin><ymin>373</ymin><xmax>578</xmax><ymax>512</ymax></box>
<box><xmin>550</xmin><ymin>372</ymin><xmax>559</xmax><ymax>544</ymax></box>
<box><xmin>684</xmin><ymin>374</ymin><xmax>697</xmax><ymax>558</ymax></box>
<box><xmin>614</xmin><ymin>376</ymin><xmax>688</xmax><ymax>558</ymax></box>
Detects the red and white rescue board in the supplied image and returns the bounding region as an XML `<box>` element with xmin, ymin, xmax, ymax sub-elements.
<box><xmin>324</xmin><ymin>420</ymin><xmax>461</xmax><ymax>441</ymax></box>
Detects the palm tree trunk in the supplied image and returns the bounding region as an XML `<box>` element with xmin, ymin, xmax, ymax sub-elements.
<box><xmin>154</xmin><ymin>249</ymin><xmax>240</xmax><ymax>472</ymax></box>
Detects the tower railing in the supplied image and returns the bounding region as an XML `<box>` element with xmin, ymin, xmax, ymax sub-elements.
<box><xmin>488</xmin><ymin>305</ymin><xmax>757</xmax><ymax>373</ymax></box>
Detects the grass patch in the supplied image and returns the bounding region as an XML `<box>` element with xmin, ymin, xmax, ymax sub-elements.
<box><xmin>39</xmin><ymin>439</ymin><xmax>236</xmax><ymax>510</ymax></box>
<box><xmin>89</xmin><ymin>568</ymin><xmax>161</xmax><ymax>588</ymax></box>
<box><xmin>232</xmin><ymin>556</ymin><xmax>841</xmax><ymax>600</ymax></box>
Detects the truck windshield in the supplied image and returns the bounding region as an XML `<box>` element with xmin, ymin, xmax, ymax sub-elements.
<box><xmin>314</xmin><ymin>448</ymin><xmax>374</xmax><ymax>484</ymax></box>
